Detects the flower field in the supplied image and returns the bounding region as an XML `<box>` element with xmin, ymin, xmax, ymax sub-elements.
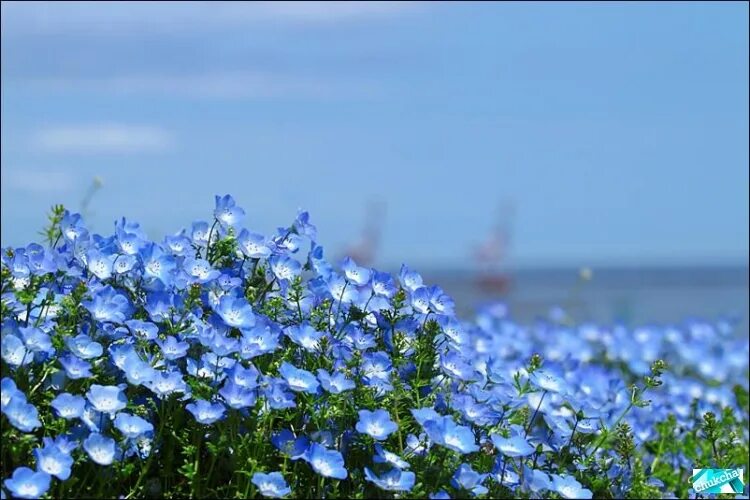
<box><xmin>1</xmin><ymin>195</ymin><xmax>748</xmax><ymax>499</ymax></box>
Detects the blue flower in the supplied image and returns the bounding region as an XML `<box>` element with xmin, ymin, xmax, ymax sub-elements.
<box><xmin>239</xmin><ymin>326</ymin><xmax>281</xmax><ymax>359</ymax></box>
<box><xmin>34</xmin><ymin>442</ymin><xmax>74</xmax><ymax>480</ymax></box>
<box><xmin>530</xmin><ymin>369</ymin><xmax>569</xmax><ymax>394</ymax></box>
<box><xmin>83</xmin><ymin>432</ymin><xmax>117</xmax><ymax>465</ymax></box>
<box><xmin>60</xmin><ymin>211</ymin><xmax>89</xmax><ymax>242</ymax></box>
<box><xmin>278</xmin><ymin>362</ymin><xmax>319</xmax><ymax>394</ymax></box>
<box><xmin>147</xmin><ymin>370</ymin><xmax>188</xmax><ymax>398</ymax></box>
<box><xmin>364</xmin><ymin>467</ymin><xmax>415</xmax><ymax>492</ymax></box>
<box><xmin>271</xmin><ymin>429</ymin><xmax>309</xmax><ymax>461</ymax></box>
<box><xmin>18</xmin><ymin>326</ymin><xmax>53</xmax><ymax>356</ymax></box>
<box><xmin>82</xmin><ymin>286</ymin><xmax>133</xmax><ymax>323</ymax></box>
<box><xmin>66</xmin><ymin>334</ymin><xmax>103</xmax><ymax>359</ymax></box>
<box><xmin>124</xmin><ymin>320</ymin><xmax>159</xmax><ymax>341</ymax></box>
<box><xmin>214</xmin><ymin>295</ymin><xmax>256</xmax><ymax>330</ymax></box>
<box><xmin>86</xmin><ymin>384</ymin><xmax>128</xmax><ymax>415</ymax></box>
<box><xmin>429</xmin><ymin>491</ymin><xmax>452</xmax><ymax>499</ymax></box>
<box><xmin>156</xmin><ymin>335</ymin><xmax>190</xmax><ymax>360</ymax></box>
<box><xmin>183</xmin><ymin>257</ymin><xmax>221</xmax><ymax>284</ymax></box>
<box><xmin>373</xmin><ymin>444</ymin><xmax>409</xmax><ymax>469</ymax></box>
<box><xmin>399</xmin><ymin>264</ymin><xmax>423</xmax><ymax>292</ymax></box>
<box><xmin>214</xmin><ymin>194</ymin><xmax>245</xmax><ymax>227</ymax></box>
<box><xmin>341</xmin><ymin>257</ymin><xmax>371</xmax><ymax>286</ymax></box>
<box><xmin>219</xmin><ymin>380</ymin><xmax>257</xmax><ymax>409</ymax></box>
<box><xmin>3</xmin><ymin>399</ymin><xmax>41</xmax><ymax>432</ymax></box>
<box><xmin>1</xmin><ymin>334</ymin><xmax>31</xmax><ymax>367</ymax></box>
<box><xmin>269</xmin><ymin>255</ymin><xmax>302</xmax><ymax>282</ymax></box>
<box><xmin>50</xmin><ymin>393</ymin><xmax>86</xmax><ymax>419</ymax></box>
<box><xmin>1</xmin><ymin>377</ymin><xmax>23</xmax><ymax>411</ymax></box>
<box><xmin>86</xmin><ymin>249</ymin><xmax>115</xmax><ymax>280</ymax></box>
<box><xmin>421</xmin><ymin>415</ymin><xmax>479</xmax><ymax>454</ymax></box>
<box><xmin>372</xmin><ymin>271</ymin><xmax>397</xmax><ymax>298</ymax></box>
<box><xmin>305</xmin><ymin>443</ymin><xmax>347</xmax><ymax>480</ymax></box>
<box><xmin>114</xmin><ymin>413</ymin><xmax>154</xmax><ymax>439</ymax></box>
<box><xmin>186</xmin><ymin>399</ymin><xmax>226</xmax><ymax>424</ymax></box>
<box><xmin>284</xmin><ymin>324</ymin><xmax>325</xmax><ymax>352</ymax></box>
<box><xmin>551</xmin><ymin>474</ymin><xmax>593</xmax><ymax>499</ymax></box>
<box><xmin>251</xmin><ymin>472</ymin><xmax>292</xmax><ymax>498</ymax></box>
<box><xmin>140</xmin><ymin>243</ymin><xmax>177</xmax><ymax>286</ymax></box>
<box><xmin>316</xmin><ymin>369</ymin><xmax>355</xmax><ymax>394</ymax></box>
<box><xmin>58</xmin><ymin>354</ymin><xmax>93</xmax><ymax>379</ymax></box>
<box><xmin>237</xmin><ymin>229</ymin><xmax>271</xmax><ymax>259</ymax></box>
<box><xmin>451</xmin><ymin>463</ymin><xmax>488</xmax><ymax>496</ymax></box>
<box><xmin>355</xmin><ymin>409</ymin><xmax>398</xmax><ymax>440</ymax></box>
<box><xmin>490</xmin><ymin>434</ymin><xmax>535</xmax><ymax>457</ymax></box>
<box><xmin>3</xmin><ymin>467</ymin><xmax>51</xmax><ymax>499</ymax></box>
<box><xmin>410</xmin><ymin>287</ymin><xmax>431</xmax><ymax>314</ymax></box>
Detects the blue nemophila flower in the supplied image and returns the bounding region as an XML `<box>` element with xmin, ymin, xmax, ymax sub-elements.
<box><xmin>239</xmin><ymin>326</ymin><xmax>281</xmax><ymax>359</ymax></box>
<box><xmin>114</xmin><ymin>413</ymin><xmax>155</xmax><ymax>439</ymax></box>
<box><xmin>429</xmin><ymin>491</ymin><xmax>452</xmax><ymax>500</ymax></box>
<box><xmin>364</xmin><ymin>467</ymin><xmax>415</xmax><ymax>492</ymax></box>
<box><xmin>279</xmin><ymin>362</ymin><xmax>319</xmax><ymax>394</ymax></box>
<box><xmin>551</xmin><ymin>474</ymin><xmax>593</xmax><ymax>499</ymax></box>
<box><xmin>66</xmin><ymin>334</ymin><xmax>103</xmax><ymax>359</ymax></box>
<box><xmin>405</xmin><ymin>433</ymin><xmax>431</xmax><ymax>456</ymax></box>
<box><xmin>60</xmin><ymin>211</ymin><xmax>89</xmax><ymax>242</ymax></box>
<box><xmin>219</xmin><ymin>380</ymin><xmax>257</xmax><ymax>409</ymax></box>
<box><xmin>3</xmin><ymin>467</ymin><xmax>51</xmax><ymax>499</ymax></box>
<box><xmin>251</xmin><ymin>472</ymin><xmax>291</xmax><ymax>498</ymax></box>
<box><xmin>356</xmin><ymin>409</ymin><xmax>398</xmax><ymax>440</ymax></box>
<box><xmin>491</xmin><ymin>434</ymin><xmax>535</xmax><ymax>457</ymax></box>
<box><xmin>125</xmin><ymin>319</ymin><xmax>159</xmax><ymax>341</ymax></box>
<box><xmin>373</xmin><ymin>444</ymin><xmax>409</xmax><ymax>469</ymax></box>
<box><xmin>451</xmin><ymin>463</ymin><xmax>488</xmax><ymax>496</ymax></box>
<box><xmin>86</xmin><ymin>384</ymin><xmax>128</xmax><ymax>415</ymax></box>
<box><xmin>86</xmin><ymin>249</ymin><xmax>115</xmax><ymax>279</ymax></box>
<box><xmin>183</xmin><ymin>257</ymin><xmax>221</xmax><ymax>284</ymax></box>
<box><xmin>3</xmin><ymin>399</ymin><xmax>42</xmax><ymax>432</ymax></box>
<box><xmin>83</xmin><ymin>432</ymin><xmax>117</xmax><ymax>465</ymax></box>
<box><xmin>186</xmin><ymin>399</ymin><xmax>226</xmax><ymax>424</ymax></box>
<box><xmin>237</xmin><ymin>229</ymin><xmax>272</xmax><ymax>259</ymax></box>
<box><xmin>410</xmin><ymin>287</ymin><xmax>431</xmax><ymax>314</ymax></box>
<box><xmin>305</xmin><ymin>443</ymin><xmax>347</xmax><ymax>480</ymax></box>
<box><xmin>18</xmin><ymin>326</ymin><xmax>53</xmax><ymax>356</ymax></box>
<box><xmin>140</xmin><ymin>243</ymin><xmax>177</xmax><ymax>286</ymax></box>
<box><xmin>326</xmin><ymin>274</ymin><xmax>358</xmax><ymax>304</ymax></box>
<box><xmin>50</xmin><ymin>393</ymin><xmax>86</xmax><ymax>419</ymax></box>
<box><xmin>399</xmin><ymin>264</ymin><xmax>423</xmax><ymax>292</ymax></box>
<box><xmin>34</xmin><ymin>442</ymin><xmax>74</xmax><ymax>480</ymax></box>
<box><xmin>530</xmin><ymin>369</ymin><xmax>569</xmax><ymax>394</ymax></box>
<box><xmin>156</xmin><ymin>335</ymin><xmax>190</xmax><ymax>360</ymax></box>
<box><xmin>271</xmin><ymin>430</ymin><xmax>309</xmax><ymax>461</ymax></box>
<box><xmin>1</xmin><ymin>378</ymin><xmax>23</xmax><ymax>410</ymax></box>
<box><xmin>1</xmin><ymin>334</ymin><xmax>31</xmax><ymax>367</ymax></box>
<box><xmin>440</xmin><ymin>351</ymin><xmax>478</xmax><ymax>381</ymax></box>
<box><xmin>341</xmin><ymin>257</ymin><xmax>371</xmax><ymax>286</ymax></box>
<box><xmin>214</xmin><ymin>194</ymin><xmax>245</xmax><ymax>227</ymax></box>
<box><xmin>372</xmin><ymin>271</ymin><xmax>397</xmax><ymax>298</ymax></box>
<box><xmin>421</xmin><ymin>415</ymin><xmax>479</xmax><ymax>454</ymax></box>
<box><xmin>284</xmin><ymin>323</ymin><xmax>325</xmax><ymax>351</ymax></box>
<box><xmin>58</xmin><ymin>354</ymin><xmax>93</xmax><ymax>379</ymax></box>
<box><xmin>269</xmin><ymin>255</ymin><xmax>301</xmax><ymax>282</ymax></box>
<box><xmin>83</xmin><ymin>286</ymin><xmax>133</xmax><ymax>323</ymax></box>
<box><xmin>316</xmin><ymin>369</ymin><xmax>355</xmax><ymax>394</ymax></box>
<box><xmin>214</xmin><ymin>295</ymin><xmax>256</xmax><ymax>330</ymax></box>
<box><xmin>147</xmin><ymin>370</ymin><xmax>188</xmax><ymax>398</ymax></box>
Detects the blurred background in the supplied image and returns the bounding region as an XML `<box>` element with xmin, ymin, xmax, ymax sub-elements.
<box><xmin>1</xmin><ymin>1</ymin><xmax>748</xmax><ymax>327</ymax></box>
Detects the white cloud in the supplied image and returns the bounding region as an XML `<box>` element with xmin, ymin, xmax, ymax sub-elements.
<box><xmin>32</xmin><ymin>124</ymin><xmax>174</xmax><ymax>154</ymax></box>
<box><xmin>25</xmin><ymin>72</ymin><xmax>380</xmax><ymax>100</ymax></box>
<box><xmin>1</xmin><ymin>1</ymin><xmax>420</xmax><ymax>36</ymax></box>
<box><xmin>3</xmin><ymin>168</ymin><xmax>75</xmax><ymax>194</ymax></box>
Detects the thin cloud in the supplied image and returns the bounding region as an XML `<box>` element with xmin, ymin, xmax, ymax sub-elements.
<box><xmin>1</xmin><ymin>2</ymin><xmax>420</xmax><ymax>36</ymax></box>
<box><xmin>23</xmin><ymin>72</ymin><xmax>382</xmax><ymax>100</ymax></box>
<box><xmin>32</xmin><ymin>124</ymin><xmax>175</xmax><ymax>154</ymax></box>
<box><xmin>3</xmin><ymin>168</ymin><xmax>75</xmax><ymax>194</ymax></box>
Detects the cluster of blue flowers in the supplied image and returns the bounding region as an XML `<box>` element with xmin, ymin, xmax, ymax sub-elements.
<box><xmin>1</xmin><ymin>195</ymin><xmax>747</xmax><ymax>499</ymax></box>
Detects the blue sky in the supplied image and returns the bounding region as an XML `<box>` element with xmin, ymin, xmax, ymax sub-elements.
<box><xmin>1</xmin><ymin>1</ymin><xmax>748</xmax><ymax>268</ymax></box>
